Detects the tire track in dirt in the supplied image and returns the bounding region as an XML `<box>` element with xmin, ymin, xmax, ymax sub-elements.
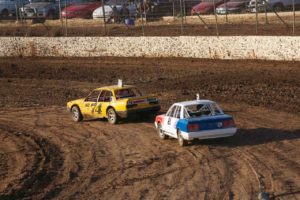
<box><xmin>0</xmin><ymin>105</ymin><xmax>299</xmax><ymax>200</ymax></box>
<box><xmin>0</xmin><ymin>122</ymin><xmax>64</xmax><ymax>200</ymax></box>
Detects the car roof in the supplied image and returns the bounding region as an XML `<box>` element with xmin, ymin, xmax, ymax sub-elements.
<box><xmin>174</xmin><ymin>100</ymin><xmax>215</xmax><ymax>107</ymax></box>
<box><xmin>94</xmin><ymin>85</ymin><xmax>136</xmax><ymax>91</ymax></box>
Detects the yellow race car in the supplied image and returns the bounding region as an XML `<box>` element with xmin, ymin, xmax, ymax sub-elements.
<box><xmin>67</xmin><ymin>81</ymin><xmax>160</xmax><ymax>124</ymax></box>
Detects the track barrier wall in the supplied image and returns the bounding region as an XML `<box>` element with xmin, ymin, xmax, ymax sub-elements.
<box><xmin>0</xmin><ymin>36</ymin><xmax>299</xmax><ymax>60</ymax></box>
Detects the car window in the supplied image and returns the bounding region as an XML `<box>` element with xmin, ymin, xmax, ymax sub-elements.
<box><xmin>85</xmin><ymin>90</ymin><xmax>100</xmax><ymax>102</ymax></box>
<box><xmin>173</xmin><ymin>106</ymin><xmax>181</xmax><ymax>119</ymax></box>
<box><xmin>183</xmin><ymin>108</ymin><xmax>189</xmax><ymax>118</ymax></box>
<box><xmin>99</xmin><ymin>90</ymin><xmax>113</xmax><ymax>102</ymax></box>
<box><xmin>166</xmin><ymin>105</ymin><xmax>177</xmax><ymax>117</ymax></box>
<box><xmin>209</xmin><ymin>103</ymin><xmax>224</xmax><ymax>115</ymax></box>
<box><xmin>185</xmin><ymin>104</ymin><xmax>211</xmax><ymax>117</ymax></box>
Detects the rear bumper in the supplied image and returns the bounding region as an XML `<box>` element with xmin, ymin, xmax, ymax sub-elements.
<box><xmin>181</xmin><ymin>127</ymin><xmax>237</xmax><ymax>140</ymax></box>
<box><xmin>117</xmin><ymin>105</ymin><xmax>161</xmax><ymax>118</ymax></box>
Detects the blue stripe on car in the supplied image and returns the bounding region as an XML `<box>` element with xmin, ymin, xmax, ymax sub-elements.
<box><xmin>176</xmin><ymin>114</ymin><xmax>234</xmax><ymax>132</ymax></box>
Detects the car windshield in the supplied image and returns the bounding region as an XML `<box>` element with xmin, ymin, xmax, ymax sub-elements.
<box><xmin>184</xmin><ymin>103</ymin><xmax>223</xmax><ymax>118</ymax></box>
<box><xmin>115</xmin><ymin>88</ymin><xmax>142</xmax><ymax>99</ymax></box>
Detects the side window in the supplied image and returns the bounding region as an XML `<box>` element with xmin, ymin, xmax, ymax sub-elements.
<box><xmin>104</xmin><ymin>91</ymin><xmax>113</xmax><ymax>102</ymax></box>
<box><xmin>99</xmin><ymin>90</ymin><xmax>113</xmax><ymax>102</ymax></box>
<box><xmin>166</xmin><ymin>106</ymin><xmax>176</xmax><ymax>117</ymax></box>
<box><xmin>173</xmin><ymin>106</ymin><xmax>181</xmax><ymax>118</ymax></box>
<box><xmin>183</xmin><ymin>108</ymin><xmax>189</xmax><ymax>118</ymax></box>
<box><xmin>85</xmin><ymin>90</ymin><xmax>100</xmax><ymax>102</ymax></box>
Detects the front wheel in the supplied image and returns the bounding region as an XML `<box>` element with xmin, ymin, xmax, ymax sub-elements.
<box><xmin>71</xmin><ymin>106</ymin><xmax>83</xmax><ymax>122</ymax></box>
<box><xmin>107</xmin><ymin>108</ymin><xmax>118</xmax><ymax>124</ymax></box>
<box><xmin>178</xmin><ymin>131</ymin><xmax>187</xmax><ymax>147</ymax></box>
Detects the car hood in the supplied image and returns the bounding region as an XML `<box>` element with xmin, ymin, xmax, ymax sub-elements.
<box><xmin>218</xmin><ymin>1</ymin><xmax>246</xmax><ymax>8</ymax></box>
<box><xmin>25</xmin><ymin>2</ymin><xmax>51</xmax><ymax>8</ymax></box>
<box><xmin>65</xmin><ymin>3</ymin><xmax>100</xmax><ymax>11</ymax></box>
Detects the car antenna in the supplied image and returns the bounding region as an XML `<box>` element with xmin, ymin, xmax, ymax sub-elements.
<box><xmin>118</xmin><ymin>79</ymin><xmax>123</xmax><ymax>87</ymax></box>
<box><xmin>196</xmin><ymin>93</ymin><xmax>200</xmax><ymax>100</ymax></box>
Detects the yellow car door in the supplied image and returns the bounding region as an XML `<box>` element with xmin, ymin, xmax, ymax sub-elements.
<box><xmin>81</xmin><ymin>90</ymin><xmax>101</xmax><ymax>118</ymax></box>
<box><xmin>97</xmin><ymin>90</ymin><xmax>114</xmax><ymax>118</ymax></box>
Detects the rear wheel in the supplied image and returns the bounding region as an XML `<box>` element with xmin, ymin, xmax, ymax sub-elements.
<box><xmin>178</xmin><ymin>130</ymin><xmax>187</xmax><ymax>147</ymax></box>
<box><xmin>157</xmin><ymin>123</ymin><xmax>168</xmax><ymax>139</ymax></box>
<box><xmin>71</xmin><ymin>106</ymin><xmax>83</xmax><ymax>122</ymax></box>
<box><xmin>107</xmin><ymin>108</ymin><xmax>118</xmax><ymax>124</ymax></box>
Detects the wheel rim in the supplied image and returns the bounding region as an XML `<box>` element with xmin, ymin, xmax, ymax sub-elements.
<box><xmin>72</xmin><ymin>108</ymin><xmax>79</xmax><ymax>120</ymax></box>
<box><xmin>108</xmin><ymin>109</ymin><xmax>115</xmax><ymax>122</ymax></box>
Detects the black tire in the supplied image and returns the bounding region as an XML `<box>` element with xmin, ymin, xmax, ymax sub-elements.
<box><xmin>178</xmin><ymin>130</ymin><xmax>187</xmax><ymax>147</ymax></box>
<box><xmin>157</xmin><ymin>123</ymin><xmax>168</xmax><ymax>140</ymax></box>
<box><xmin>71</xmin><ymin>106</ymin><xmax>83</xmax><ymax>122</ymax></box>
<box><xmin>1</xmin><ymin>9</ymin><xmax>9</xmax><ymax>19</ymax></box>
<box><xmin>107</xmin><ymin>108</ymin><xmax>118</xmax><ymax>124</ymax></box>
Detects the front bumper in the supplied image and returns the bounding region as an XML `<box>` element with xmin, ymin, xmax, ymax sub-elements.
<box><xmin>117</xmin><ymin>105</ymin><xmax>161</xmax><ymax>118</ymax></box>
<box><xmin>181</xmin><ymin>127</ymin><xmax>237</xmax><ymax>140</ymax></box>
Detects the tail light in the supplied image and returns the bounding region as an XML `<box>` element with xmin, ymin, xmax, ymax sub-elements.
<box><xmin>223</xmin><ymin>119</ymin><xmax>235</xmax><ymax>128</ymax></box>
<box><xmin>187</xmin><ymin>124</ymin><xmax>200</xmax><ymax>132</ymax></box>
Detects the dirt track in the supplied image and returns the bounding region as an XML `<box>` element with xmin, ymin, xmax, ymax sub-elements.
<box><xmin>0</xmin><ymin>57</ymin><xmax>299</xmax><ymax>200</ymax></box>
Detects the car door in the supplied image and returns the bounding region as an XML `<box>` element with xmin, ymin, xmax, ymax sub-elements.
<box><xmin>96</xmin><ymin>90</ymin><xmax>114</xmax><ymax>118</ymax></box>
<box><xmin>163</xmin><ymin>105</ymin><xmax>181</xmax><ymax>137</ymax></box>
<box><xmin>82</xmin><ymin>90</ymin><xmax>101</xmax><ymax>117</ymax></box>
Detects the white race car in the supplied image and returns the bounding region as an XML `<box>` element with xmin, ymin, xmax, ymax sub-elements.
<box><xmin>155</xmin><ymin>99</ymin><xmax>237</xmax><ymax>146</ymax></box>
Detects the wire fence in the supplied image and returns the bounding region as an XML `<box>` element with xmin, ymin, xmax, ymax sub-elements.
<box><xmin>0</xmin><ymin>0</ymin><xmax>299</xmax><ymax>36</ymax></box>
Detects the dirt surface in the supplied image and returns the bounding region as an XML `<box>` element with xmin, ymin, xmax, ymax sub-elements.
<box><xmin>1</xmin><ymin>23</ymin><xmax>300</xmax><ymax>36</ymax></box>
<box><xmin>0</xmin><ymin>57</ymin><xmax>299</xmax><ymax>200</ymax></box>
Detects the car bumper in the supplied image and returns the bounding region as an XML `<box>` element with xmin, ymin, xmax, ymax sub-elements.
<box><xmin>181</xmin><ymin>127</ymin><xmax>237</xmax><ymax>140</ymax></box>
<box><xmin>117</xmin><ymin>105</ymin><xmax>161</xmax><ymax>118</ymax></box>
